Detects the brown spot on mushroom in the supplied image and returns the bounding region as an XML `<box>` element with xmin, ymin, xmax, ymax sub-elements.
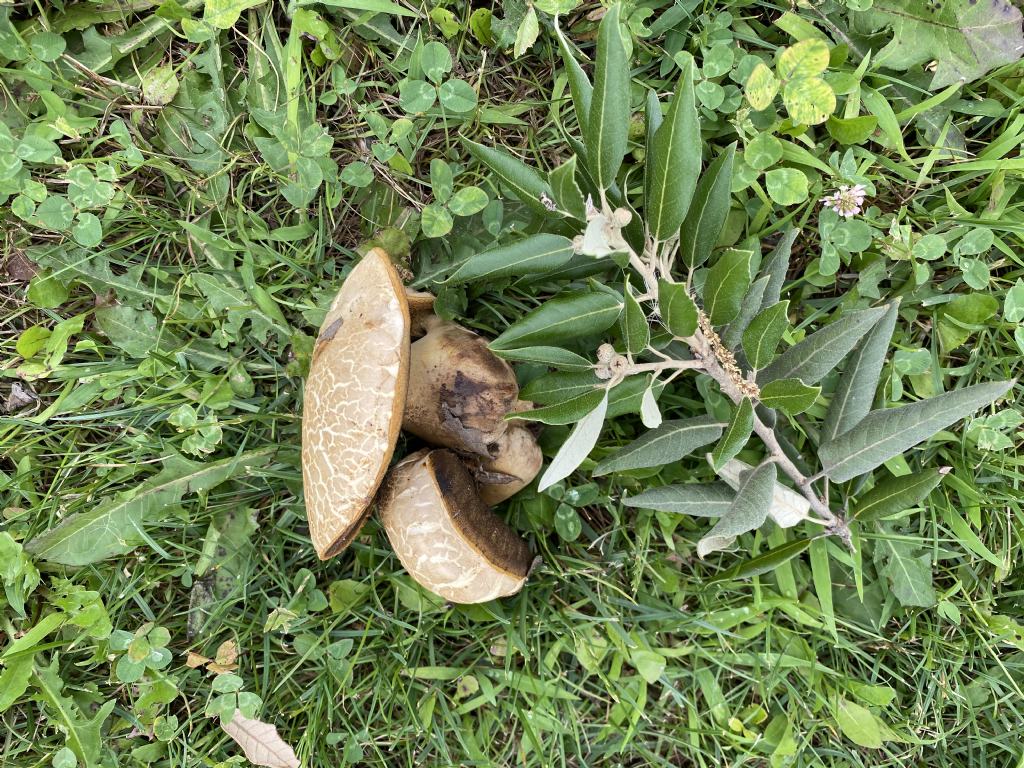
<box><xmin>301</xmin><ymin>248</ymin><xmax>411</xmax><ymax>559</ymax></box>
<box><xmin>378</xmin><ymin>449</ymin><xmax>532</xmax><ymax>603</ymax></box>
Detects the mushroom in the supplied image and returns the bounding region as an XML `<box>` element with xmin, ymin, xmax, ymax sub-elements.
<box><xmin>405</xmin><ymin>289</ymin><xmax>436</xmax><ymax>338</ymax></box>
<box><xmin>473</xmin><ymin>423</ymin><xmax>544</xmax><ymax>506</ymax></box>
<box><xmin>402</xmin><ymin>319</ymin><xmax>521</xmax><ymax>456</ymax></box>
<box><xmin>301</xmin><ymin>248</ymin><xmax>410</xmax><ymax>559</ymax></box>
<box><xmin>378</xmin><ymin>449</ymin><xmax>532</xmax><ymax>603</ymax></box>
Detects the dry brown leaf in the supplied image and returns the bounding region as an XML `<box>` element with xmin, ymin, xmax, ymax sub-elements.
<box><xmin>222</xmin><ymin>710</ymin><xmax>300</xmax><ymax>768</ymax></box>
<box><xmin>208</xmin><ymin>639</ymin><xmax>239</xmax><ymax>673</ymax></box>
<box><xmin>185</xmin><ymin>652</ymin><xmax>211</xmax><ymax>668</ymax></box>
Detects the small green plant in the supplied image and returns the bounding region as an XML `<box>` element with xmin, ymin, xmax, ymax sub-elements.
<box><xmin>449</xmin><ymin>5</ymin><xmax>1012</xmax><ymax>567</ymax></box>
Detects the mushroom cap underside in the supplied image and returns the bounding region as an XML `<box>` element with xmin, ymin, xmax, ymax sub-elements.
<box><xmin>302</xmin><ymin>247</ymin><xmax>411</xmax><ymax>559</ymax></box>
<box><xmin>379</xmin><ymin>449</ymin><xmax>532</xmax><ymax>603</ymax></box>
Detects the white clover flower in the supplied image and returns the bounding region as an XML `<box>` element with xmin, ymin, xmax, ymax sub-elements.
<box><xmin>820</xmin><ymin>183</ymin><xmax>867</xmax><ymax>218</ymax></box>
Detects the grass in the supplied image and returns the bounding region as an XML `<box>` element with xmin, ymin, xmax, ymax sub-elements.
<box><xmin>2</xmin><ymin>1</ymin><xmax>1024</xmax><ymax>766</ymax></box>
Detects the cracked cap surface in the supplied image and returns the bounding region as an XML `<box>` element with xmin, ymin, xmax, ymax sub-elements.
<box><xmin>302</xmin><ymin>248</ymin><xmax>410</xmax><ymax>559</ymax></box>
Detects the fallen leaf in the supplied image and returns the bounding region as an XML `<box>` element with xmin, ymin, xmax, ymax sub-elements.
<box><xmin>208</xmin><ymin>639</ymin><xmax>239</xmax><ymax>673</ymax></box>
<box><xmin>222</xmin><ymin>710</ymin><xmax>300</xmax><ymax>768</ymax></box>
<box><xmin>185</xmin><ymin>652</ymin><xmax>211</xmax><ymax>669</ymax></box>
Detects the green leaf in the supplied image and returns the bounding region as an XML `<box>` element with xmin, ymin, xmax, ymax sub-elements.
<box><xmin>430</xmin><ymin>158</ymin><xmax>454</xmax><ymax>203</ymax></box>
<box><xmin>0</xmin><ymin>655</ymin><xmax>34</xmax><ymax>712</ymax></box>
<box><xmin>758</xmin><ymin>306</ymin><xmax>888</xmax><ymax>386</ymax></box>
<box><xmin>710</xmin><ymin>398</ymin><xmax>753</xmax><ymax>471</ymax></box>
<box><xmin>511</xmin><ymin>390</ymin><xmax>606</xmax><ymax>426</ymax></box>
<box><xmin>809</xmin><ymin>537</ymin><xmax>837</xmax><ymax>638</ymax></box>
<box><xmin>881</xmin><ymin>541</ymin><xmax>936</xmax><ymax>608</ymax></box>
<box><xmin>783</xmin><ymin>76</ymin><xmax>835</xmax><ymax>125</ymax></box>
<box><xmin>826</xmin><ymin>115</ymin><xmax>878</xmax><ymax>145</ymax></box>
<box><xmin>835</xmin><ymin>697</ymin><xmax>883</xmax><ymax>749</ymax></box>
<box><xmin>698</xmin><ymin>462</ymin><xmax>776</xmax><ymax>558</ymax></box>
<box><xmin>26</xmin><ymin>449</ymin><xmax>276</xmax><ymax>565</ymax></box>
<box><xmin>765</xmin><ymin>167</ymin><xmax>809</xmax><ymax>205</ymax></box>
<box><xmin>586</xmin><ymin>4</ymin><xmax>630</xmax><ymax>189</ymax></box>
<box><xmin>742</xmin><ymin>300</ymin><xmax>789</xmax><ymax>371</ymax></box>
<box><xmin>514</xmin><ymin>6</ymin><xmax>540</xmax><ymax>57</ymax></box>
<box><xmin>538</xmin><ymin>392</ymin><xmax>608</xmax><ymax>491</ymax></box>
<box><xmin>490</xmin><ymin>291</ymin><xmax>622</xmax><ymax>349</ymax></box>
<box><xmin>645</xmin><ymin>59</ymin><xmax>701</xmax><ymax>240</ymax></box>
<box><xmin>30</xmin><ymin>30</ymin><xmax>66</xmax><ymax>62</ymax></box>
<box><xmin>491</xmin><ymin>345</ymin><xmax>593</xmax><ymax>372</ymax></box>
<box><xmin>447</xmin><ymin>234</ymin><xmax>574</xmax><ymax>284</ymax></box>
<box><xmin>868</xmin><ymin>0</ymin><xmax>1024</xmax><ymax>89</ymax></box>
<box><xmin>722</xmin><ymin>275</ymin><xmax>769</xmax><ymax>352</ymax></box>
<box><xmin>658</xmin><ymin>279</ymin><xmax>698</xmax><ymax>337</ymax></box>
<box><xmin>554</xmin><ymin>503</ymin><xmax>582</xmax><ymax>541</ymax></box>
<box><xmin>822</xmin><ymin>300</ymin><xmax>899</xmax><ymax>442</ymax></box>
<box><xmin>777</xmin><ymin>39</ymin><xmax>830</xmax><ymax>80</ymax></box>
<box><xmin>420</xmin><ymin>41</ymin><xmax>453</xmax><ymax>84</ymax></box>
<box><xmin>759</xmin><ymin>228</ymin><xmax>797</xmax><ymax>309</ymax></box>
<box><xmin>703</xmin><ymin>248</ymin><xmax>753</xmax><ymax>326</ymax></box>
<box><xmin>463</xmin><ymin>139</ymin><xmax>554</xmax><ymax>217</ymax></box>
<box><xmin>513</xmin><ymin>375</ymin><xmax>655</xmax><ymax>424</ymax></box>
<box><xmin>204</xmin><ymin>0</ymin><xmax>266</xmax><ymax>29</ymax></box>
<box><xmin>678</xmin><ymin>143</ymin><xmax>735</xmax><ymax>268</ymax></box>
<box><xmin>593</xmin><ymin>416</ymin><xmax>723</xmax><ymax>475</ymax></box>
<box><xmin>620</xmin><ymin>278</ymin><xmax>649</xmax><ymax>355</ymax></box>
<box><xmin>32</xmin><ymin>658</ymin><xmax>116</xmax><ymax>767</ymax></box>
<box><xmin>300</xmin><ymin>0</ymin><xmax>417</xmax><ymax>17</ymax></box>
<box><xmin>94</xmin><ymin>306</ymin><xmax>165</xmax><ymax>358</ymax></box>
<box><xmin>556</xmin><ymin>24</ymin><xmax>593</xmax><ymax>134</ymax></box>
<box><xmin>744</xmin><ymin>62</ymin><xmax>779</xmax><ymax>111</ymax></box>
<box><xmin>141</xmin><ymin>65</ymin><xmax>180</xmax><ymax>106</ymax></box>
<box><xmin>35</xmin><ymin>195</ymin><xmax>75</xmax><ymax>231</ymax></box>
<box><xmin>548</xmin><ymin>156</ymin><xmax>586</xmax><ymax>219</ymax></box>
<box><xmin>438</xmin><ymin>79</ymin><xmax>477</xmax><ymax>112</ymax></box>
<box><xmin>759</xmin><ymin>378</ymin><xmax>820</xmax><ymax>415</ymax></box>
<box><xmin>71</xmin><ymin>213</ymin><xmax>103</xmax><ymax>247</ymax></box>
<box><xmin>421</xmin><ymin>204</ymin><xmax>453</xmax><ymax>238</ymax></box>
<box><xmin>448</xmin><ymin>186</ymin><xmax>489</xmax><ymax>216</ymax></box>
<box><xmin>819</xmin><ymin>381</ymin><xmax>1013</xmax><ymax>482</ymax></box>
<box><xmin>623</xmin><ymin>482</ymin><xmax>734</xmax><ymax>515</ymax></box>
<box><xmin>850</xmin><ymin>469</ymin><xmax>945</xmax><ymax>523</ymax></box>
<box><xmin>399</xmin><ymin>79</ymin><xmax>437</xmax><ymax>112</ymax></box>
<box><xmin>706</xmin><ymin>538</ymin><xmax>812</xmax><ymax>584</ymax></box>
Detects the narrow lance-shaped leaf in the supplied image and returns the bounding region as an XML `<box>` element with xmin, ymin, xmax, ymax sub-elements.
<box><xmin>710</xmin><ymin>398</ymin><xmax>753</xmax><ymax>471</ymax></box>
<box><xmin>645</xmin><ymin>88</ymin><xmax>662</xmax><ymax>153</ymax></box>
<box><xmin>658</xmin><ymin>279</ymin><xmax>698</xmax><ymax>337</ymax></box>
<box><xmin>759</xmin><ymin>378</ymin><xmax>820</xmax><ymax>416</ymax></box>
<box><xmin>742</xmin><ymin>300</ymin><xmax>790</xmax><ymax>371</ymax></box>
<box><xmin>446</xmin><ymin>234</ymin><xmax>574</xmax><ymax>284</ymax></box>
<box><xmin>723</xmin><ymin>274</ymin><xmax>769</xmax><ymax>352</ymax></box>
<box><xmin>759</xmin><ymin>227</ymin><xmax>798</xmax><ymax>309</ymax></box>
<box><xmin>706</xmin><ymin>537</ymin><xmax>812</xmax><ymax>584</ymax></box>
<box><xmin>556</xmin><ymin>23</ymin><xmax>593</xmax><ymax>135</ymax></box>
<box><xmin>698</xmin><ymin>462</ymin><xmax>776</xmax><ymax>558</ymax></box>
<box><xmin>819</xmin><ymin>381</ymin><xmax>1013</xmax><ymax>482</ymax></box>
<box><xmin>491</xmin><ymin>345</ymin><xmax>593</xmax><ymax>372</ymax></box>
<box><xmin>758</xmin><ymin>305</ymin><xmax>888</xmax><ymax>386</ymax></box>
<box><xmin>821</xmin><ymin>299</ymin><xmax>899</xmax><ymax>442</ymax></box>
<box><xmin>624</xmin><ymin>482</ymin><xmax>734</xmax><ymax>515</ymax></box>
<box><xmin>548</xmin><ymin>156</ymin><xmax>586</xmax><ymax>220</ymax></box>
<box><xmin>850</xmin><ymin>468</ymin><xmax>946</xmax><ymax>523</ymax></box>
<box><xmin>26</xmin><ymin>449</ymin><xmax>276</xmax><ymax>565</ymax></box>
<box><xmin>640</xmin><ymin>378</ymin><xmax>662</xmax><ymax>428</ymax></box>
<box><xmin>490</xmin><ymin>291</ymin><xmax>622</xmax><ymax>349</ymax></box>
<box><xmin>463</xmin><ymin>139</ymin><xmax>554</xmax><ymax>217</ymax></box>
<box><xmin>703</xmin><ymin>248</ymin><xmax>753</xmax><ymax>326</ymax></box>
<box><xmin>678</xmin><ymin>143</ymin><xmax>735</xmax><ymax>269</ymax></box>
<box><xmin>646</xmin><ymin>58</ymin><xmax>701</xmax><ymax>240</ymax></box>
<box><xmin>538</xmin><ymin>392</ymin><xmax>609</xmax><ymax>490</ymax></box>
<box><xmin>593</xmin><ymin>416</ymin><xmax>723</xmax><ymax>475</ymax></box>
<box><xmin>714</xmin><ymin>456</ymin><xmax>810</xmax><ymax>528</ymax></box>
<box><xmin>586</xmin><ymin>4</ymin><xmax>630</xmax><ymax>190</ymax></box>
<box><xmin>620</xmin><ymin>277</ymin><xmax>649</xmax><ymax>354</ymax></box>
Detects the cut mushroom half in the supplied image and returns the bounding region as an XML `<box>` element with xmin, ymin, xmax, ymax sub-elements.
<box><xmin>405</xmin><ymin>288</ymin><xmax>436</xmax><ymax>338</ymax></box>
<box><xmin>379</xmin><ymin>449</ymin><xmax>532</xmax><ymax>603</ymax></box>
<box><xmin>302</xmin><ymin>248</ymin><xmax>410</xmax><ymax>559</ymax></box>
<box><xmin>403</xmin><ymin>320</ymin><xmax>522</xmax><ymax>456</ymax></box>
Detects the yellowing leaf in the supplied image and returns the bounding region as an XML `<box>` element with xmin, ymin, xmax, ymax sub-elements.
<box><xmin>222</xmin><ymin>710</ymin><xmax>300</xmax><ymax>768</ymax></box>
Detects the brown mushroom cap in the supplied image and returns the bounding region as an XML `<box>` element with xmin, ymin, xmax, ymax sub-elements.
<box><xmin>474</xmin><ymin>423</ymin><xmax>543</xmax><ymax>505</ymax></box>
<box><xmin>403</xmin><ymin>321</ymin><xmax>520</xmax><ymax>456</ymax></box>
<box><xmin>302</xmin><ymin>248</ymin><xmax>410</xmax><ymax>559</ymax></box>
<box><xmin>378</xmin><ymin>449</ymin><xmax>532</xmax><ymax>603</ymax></box>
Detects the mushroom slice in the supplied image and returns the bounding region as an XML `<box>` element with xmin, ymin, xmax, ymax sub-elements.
<box><xmin>475</xmin><ymin>423</ymin><xmax>543</xmax><ymax>506</ymax></box>
<box><xmin>302</xmin><ymin>248</ymin><xmax>410</xmax><ymax>559</ymax></box>
<box><xmin>379</xmin><ymin>449</ymin><xmax>532</xmax><ymax>604</ymax></box>
<box><xmin>403</xmin><ymin>321</ymin><xmax>521</xmax><ymax>456</ymax></box>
